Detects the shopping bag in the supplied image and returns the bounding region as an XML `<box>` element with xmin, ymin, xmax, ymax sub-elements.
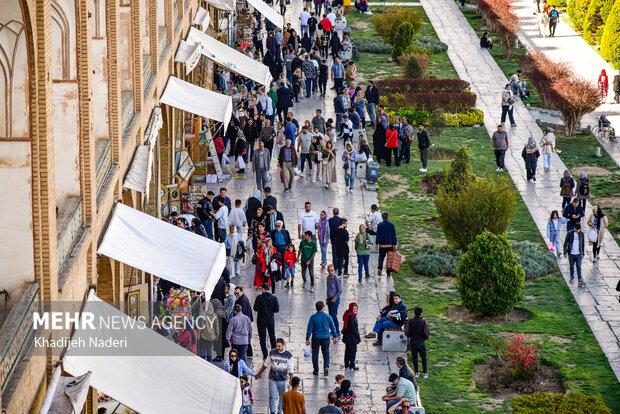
<box><xmin>280</xmin><ymin>169</ymin><xmax>284</xmax><ymax>183</ymax></box>
<box><xmin>304</xmin><ymin>346</ymin><xmax>312</xmax><ymax>362</ymax></box>
<box><xmin>588</xmin><ymin>228</ymin><xmax>598</xmax><ymax>243</ymax></box>
<box><xmin>237</xmin><ymin>156</ymin><xmax>246</xmax><ymax>170</ymax></box>
<box><xmin>547</xmin><ymin>241</ymin><xmax>555</xmax><ymax>252</ymax></box>
<box><xmin>386</xmin><ymin>250</ymin><xmax>402</xmax><ymax>273</ymax></box>
<box><xmin>266</xmin><ymin>171</ymin><xmax>273</xmax><ymax>182</ymax></box>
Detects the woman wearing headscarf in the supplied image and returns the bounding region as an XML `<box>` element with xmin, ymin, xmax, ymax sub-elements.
<box><xmin>587</xmin><ymin>206</ymin><xmax>608</xmax><ymax>262</ymax></box>
<box><xmin>255</xmin><ymin>237</ymin><xmax>276</xmax><ymax>288</ymax></box>
<box><xmin>190</xmin><ymin>218</ymin><xmax>208</xmax><ymax>238</ymax></box>
<box><xmin>373</xmin><ymin>121</ymin><xmax>387</xmax><ymax>164</ymax></box>
<box><xmin>559</xmin><ymin>169</ymin><xmax>575</xmax><ymax>210</ymax></box>
<box><xmin>342</xmin><ymin>303</ymin><xmax>361</xmax><ymax>371</ymax></box>
<box><xmin>598</xmin><ymin>69</ymin><xmax>609</xmax><ymax>98</ymax></box>
<box><xmin>355</xmin><ymin>224</ymin><xmax>372</xmax><ymax>280</ymax></box>
<box><xmin>245</xmin><ymin>190</ymin><xmax>263</xmax><ymax>225</ymax></box>
<box><xmin>319</xmin><ymin>210</ymin><xmax>330</xmax><ymax>267</ymax></box>
<box><xmin>576</xmin><ymin>171</ymin><xmax>590</xmax><ymax>210</ymax></box>
<box><xmin>335</xmin><ymin>379</ymin><xmax>356</xmax><ymax>413</ymax></box>
<box><xmin>342</xmin><ymin>142</ymin><xmax>357</xmax><ymax>191</ymax></box>
<box><xmin>521</xmin><ymin>136</ymin><xmax>540</xmax><ymax>182</ymax></box>
<box><xmin>322</xmin><ymin>140</ymin><xmax>338</xmax><ymax>189</ymax></box>
<box><xmin>252</xmin><ymin>221</ymin><xmax>270</xmax><ymax>259</ymax></box>
<box><xmin>223</xmin><ymin>348</ymin><xmax>256</xmax><ymax>378</ymax></box>
<box><xmin>197</xmin><ymin>299</ymin><xmax>220</xmax><ymax>361</ymax></box>
<box><xmin>310</xmin><ymin>134</ymin><xmax>325</xmax><ymax>183</ymax></box>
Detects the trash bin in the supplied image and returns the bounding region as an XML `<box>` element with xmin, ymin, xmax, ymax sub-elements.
<box><xmin>366</xmin><ymin>161</ymin><xmax>379</xmax><ymax>184</ymax></box>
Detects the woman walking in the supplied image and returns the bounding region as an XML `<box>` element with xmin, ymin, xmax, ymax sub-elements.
<box><xmin>540</xmin><ymin>129</ymin><xmax>555</xmax><ymax>172</ymax></box>
<box><xmin>576</xmin><ymin>171</ymin><xmax>590</xmax><ymax>210</ymax></box>
<box><xmin>355</xmin><ymin>224</ymin><xmax>372</xmax><ymax>280</ymax></box>
<box><xmin>521</xmin><ymin>136</ymin><xmax>540</xmax><ymax>182</ymax></box>
<box><xmin>587</xmin><ymin>206</ymin><xmax>608</xmax><ymax>262</ymax></box>
<box><xmin>319</xmin><ymin>211</ymin><xmax>330</xmax><ymax>267</ymax></box>
<box><xmin>292</xmin><ymin>68</ymin><xmax>302</xmax><ymax>102</ymax></box>
<box><xmin>546</xmin><ymin>210</ymin><xmax>567</xmax><ymax>257</ymax></box>
<box><xmin>342</xmin><ymin>142</ymin><xmax>357</xmax><ymax>191</ymax></box>
<box><xmin>223</xmin><ymin>349</ymin><xmax>256</xmax><ymax>378</ymax></box>
<box><xmin>560</xmin><ymin>170</ymin><xmax>575</xmax><ymax>210</ymax></box>
<box><xmin>322</xmin><ymin>140</ymin><xmax>338</xmax><ymax>188</ymax></box>
<box><xmin>310</xmin><ymin>135</ymin><xmax>325</xmax><ymax>183</ymax></box>
<box><xmin>254</xmin><ymin>237</ymin><xmax>276</xmax><ymax>288</ymax></box>
<box><xmin>342</xmin><ymin>303</ymin><xmax>361</xmax><ymax>370</ymax></box>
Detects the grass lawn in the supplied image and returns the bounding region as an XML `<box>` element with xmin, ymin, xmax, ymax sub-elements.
<box><xmin>556</xmin><ymin>132</ymin><xmax>620</xmax><ymax>238</ymax></box>
<box><xmin>346</xmin><ymin>7</ymin><xmax>459</xmax><ymax>80</ymax></box>
<box><xmin>374</xmin><ymin>127</ymin><xmax>620</xmax><ymax>413</ymax></box>
<box><xmin>459</xmin><ymin>9</ymin><xmax>542</xmax><ymax>106</ymax></box>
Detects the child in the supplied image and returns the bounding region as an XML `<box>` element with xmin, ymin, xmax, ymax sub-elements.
<box><xmin>284</xmin><ymin>244</ymin><xmax>297</xmax><ymax>289</ymax></box>
<box><xmin>225</xmin><ymin>225</ymin><xmax>245</xmax><ymax>277</ymax></box>
<box><xmin>240</xmin><ymin>375</ymin><xmax>254</xmax><ymax>413</ymax></box>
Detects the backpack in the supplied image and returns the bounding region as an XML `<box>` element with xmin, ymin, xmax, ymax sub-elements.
<box><xmin>579</xmin><ymin>181</ymin><xmax>589</xmax><ymax>196</ymax></box>
<box><xmin>560</xmin><ymin>178</ymin><xmax>572</xmax><ymax>197</ymax></box>
<box><xmin>550</xmin><ymin>10</ymin><xmax>559</xmax><ymax>22</ymax></box>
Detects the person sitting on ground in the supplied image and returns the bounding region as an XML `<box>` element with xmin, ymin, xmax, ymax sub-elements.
<box><xmin>355</xmin><ymin>0</ymin><xmax>368</xmax><ymax>13</ymax></box>
<box><xmin>480</xmin><ymin>31</ymin><xmax>493</xmax><ymax>50</ymax></box>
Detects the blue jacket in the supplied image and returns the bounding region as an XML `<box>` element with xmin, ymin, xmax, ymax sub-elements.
<box><xmin>333</xmin><ymin>96</ymin><xmax>345</xmax><ymax>114</ymax></box>
<box><xmin>376</xmin><ymin>220</ymin><xmax>397</xmax><ymax>246</ymax></box>
<box><xmin>306</xmin><ymin>311</ymin><xmax>340</xmax><ymax>340</ymax></box>
<box><xmin>381</xmin><ymin>301</ymin><xmax>408</xmax><ymax>327</ymax></box>
<box><xmin>546</xmin><ymin>218</ymin><xmax>567</xmax><ymax>239</ymax></box>
<box><xmin>223</xmin><ymin>358</ymin><xmax>257</xmax><ymax>378</ymax></box>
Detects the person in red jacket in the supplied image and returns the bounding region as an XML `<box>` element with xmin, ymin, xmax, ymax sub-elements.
<box><xmin>319</xmin><ymin>14</ymin><xmax>333</xmax><ymax>39</ymax></box>
<box><xmin>254</xmin><ymin>238</ymin><xmax>276</xmax><ymax>289</ymax></box>
<box><xmin>385</xmin><ymin>124</ymin><xmax>399</xmax><ymax>167</ymax></box>
<box><xmin>178</xmin><ymin>320</ymin><xmax>198</xmax><ymax>354</ymax></box>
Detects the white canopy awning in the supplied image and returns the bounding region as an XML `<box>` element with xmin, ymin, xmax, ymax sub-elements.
<box><xmin>186</xmin><ymin>27</ymin><xmax>272</xmax><ymax>86</ymax></box>
<box><xmin>206</xmin><ymin>0</ymin><xmax>235</xmax><ymax>11</ymax></box>
<box><xmin>123</xmin><ymin>107</ymin><xmax>162</xmax><ymax>197</ymax></box>
<box><xmin>39</xmin><ymin>366</ymin><xmax>90</xmax><ymax>414</ymax></box>
<box><xmin>174</xmin><ymin>40</ymin><xmax>203</xmax><ymax>75</ymax></box>
<box><xmin>97</xmin><ymin>203</ymin><xmax>226</xmax><ymax>293</ymax></box>
<box><xmin>193</xmin><ymin>6</ymin><xmax>211</xmax><ymax>32</ymax></box>
<box><xmin>245</xmin><ymin>0</ymin><xmax>283</xmax><ymax>29</ymax></box>
<box><xmin>63</xmin><ymin>291</ymin><xmax>242</xmax><ymax>414</ymax></box>
<box><xmin>160</xmin><ymin>76</ymin><xmax>233</xmax><ymax>125</ymax></box>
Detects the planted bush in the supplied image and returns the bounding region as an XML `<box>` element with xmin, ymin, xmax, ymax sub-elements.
<box><xmin>600</xmin><ymin>0</ymin><xmax>620</xmax><ymax>67</ymax></box>
<box><xmin>403</xmin><ymin>54</ymin><xmax>424</xmax><ymax>78</ymax></box>
<box><xmin>375</xmin><ymin>78</ymin><xmax>470</xmax><ymax>94</ymax></box>
<box><xmin>436</xmin><ymin>176</ymin><xmax>516</xmax><ymax>250</ymax></box>
<box><xmin>505</xmin><ymin>333</ymin><xmax>539</xmax><ymax>379</ymax></box>
<box><xmin>512</xmin><ymin>241</ymin><xmax>558</xmax><ymax>279</ymax></box>
<box><xmin>548</xmin><ymin>76</ymin><xmax>602</xmax><ymax>136</ymax></box>
<box><xmin>583</xmin><ymin>0</ymin><xmax>615</xmax><ymax>44</ymax></box>
<box><xmin>372</xmin><ymin>7</ymin><xmax>423</xmax><ymax>44</ymax></box>
<box><xmin>456</xmin><ymin>232</ymin><xmax>525</xmax><ymax>316</ymax></box>
<box><xmin>439</xmin><ymin>146</ymin><xmax>474</xmax><ymax>196</ymax></box>
<box><xmin>521</xmin><ymin>51</ymin><xmax>572</xmax><ymax>109</ymax></box>
<box><xmin>444</xmin><ymin>108</ymin><xmax>485</xmax><ymax>127</ymax></box>
<box><xmin>408</xmin><ymin>244</ymin><xmax>460</xmax><ymax>277</ymax></box>
<box><xmin>567</xmin><ymin>0</ymin><xmax>593</xmax><ymax>31</ymax></box>
<box><xmin>355</xmin><ymin>38</ymin><xmax>392</xmax><ymax>54</ymax></box>
<box><xmin>512</xmin><ymin>392</ymin><xmax>612</xmax><ymax>414</ymax></box>
<box><xmin>411</xmin><ymin>37</ymin><xmax>448</xmax><ymax>54</ymax></box>
<box><xmin>396</xmin><ymin>109</ymin><xmax>430</xmax><ymax>125</ymax></box>
<box><xmin>476</xmin><ymin>0</ymin><xmax>519</xmax><ymax>58</ymax></box>
<box><xmin>392</xmin><ymin>22</ymin><xmax>415</xmax><ymax>60</ymax></box>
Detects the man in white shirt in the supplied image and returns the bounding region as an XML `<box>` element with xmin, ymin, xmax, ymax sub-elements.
<box><xmin>299</xmin><ymin>8</ymin><xmax>310</xmax><ymax>38</ymax></box>
<box><xmin>365</xmin><ymin>204</ymin><xmax>382</xmax><ymax>252</ymax></box>
<box><xmin>214</xmin><ymin>199</ymin><xmax>229</xmax><ymax>242</ymax></box>
<box><xmin>327</xmin><ymin>8</ymin><xmax>336</xmax><ymax>26</ymax></box>
<box><xmin>228</xmin><ymin>199</ymin><xmax>247</xmax><ymax>235</ymax></box>
<box><xmin>296</xmin><ymin>125</ymin><xmax>314</xmax><ymax>178</ymax></box>
<box><xmin>298</xmin><ymin>201</ymin><xmax>320</xmax><ymax>240</ymax></box>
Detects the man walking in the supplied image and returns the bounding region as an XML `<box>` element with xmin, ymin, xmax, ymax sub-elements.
<box><xmin>196</xmin><ymin>191</ymin><xmax>216</xmax><ymax>239</ymax></box>
<box><xmin>297</xmin><ymin>125</ymin><xmax>313</xmax><ymax>177</ymax></box>
<box><xmin>234</xmin><ymin>286</ymin><xmax>254</xmax><ymax>357</ymax></box>
<box><xmin>306</xmin><ymin>301</ymin><xmax>339</xmax><ymax>376</ymax></box>
<box><xmin>334</xmin><ymin>218</ymin><xmax>350</xmax><ymax>276</ymax></box>
<box><xmin>333</xmin><ymin>89</ymin><xmax>345</xmax><ymax>134</ymax></box>
<box><xmin>213</xmin><ymin>198</ymin><xmax>229</xmax><ymax>242</ymax></box>
<box><xmin>259</xmin><ymin>119</ymin><xmax>277</xmax><ymax>156</ymax></box>
<box><xmin>376</xmin><ymin>212</ymin><xmax>397</xmax><ymax>277</ymax></box>
<box><xmin>491</xmin><ymin>124</ymin><xmax>509</xmax><ymax>172</ymax></box>
<box><xmin>254</xmin><ymin>282</ymin><xmax>280</xmax><ymax>359</ymax></box>
<box><xmin>563</xmin><ymin>197</ymin><xmax>584</xmax><ymax>232</ymax></box>
<box><xmin>282</xmin><ymin>376</ymin><xmax>306</xmax><ymax>414</ymax></box>
<box><xmin>331</xmin><ymin>57</ymin><xmax>345</xmax><ymax>92</ymax></box>
<box><xmin>405</xmin><ymin>307</ymin><xmax>430</xmax><ymax>378</ymax></box>
<box><xmin>255</xmin><ymin>338</ymin><xmax>295</xmax><ymax>414</ymax></box>
<box><xmin>298</xmin><ymin>201</ymin><xmax>320</xmax><ymax>240</ymax></box>
<box><xmin>365</xmin><ymin>80</ymin><xmax>380</xmax><ymax>127</ymax></box>
<box><xmin>325</xmin><ymin>265</ymin><xmax>343</xmax><ymax>333</ymax></box>
<box><xmin>501</xmin><ymin>83</ymin><xmax>516</xmax><ymax>127</ymax></box>
<box><xmin>614</xmin><ymin>70</ymin><xmax>620</xmax><ymax>104</ymax></box>
<box><xmin>417</xmin><ymin>122</ymin><xmax>430</xmax><ymax>173</ymax></box>
<box><xmin>328</xmin><ymin>208</ymin><xmax>341</xmax><ymax>264</ymax></box>
<box><xmin>298</xmin><ymin>231</ymin><xmax>318</xmax><ymax>291</ymax></box>
<box><xmin>400</xmin><ymin>117</ymin><xmax>414</xmax><ymax>164</ymax></box>
<box><xmin>564</xmin><ymin>223</ymin><xmax>586</xmax><ymax>287</ymax></box>
<box><xmin>226</xmin><ymin>304</ymin><xmax>252</xmax><ymax>362</ymax></box>
<box><xmin>278</xmin><ymin>139</ymin><xmax>297</xmax><ymax>191</ymax></box>
<box><xmin>253</xmin><ymin>141</ymin><xmax>272</xmax><ymax>192</ymax></box>
<box><xmin>311</xmin><ymin>109</ymin><xmax>326</xmax><ymax>134</ymax></box>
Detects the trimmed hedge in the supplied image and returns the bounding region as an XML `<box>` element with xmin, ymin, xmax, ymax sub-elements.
<box><xmin>583</xmin><ymin>0</ymin><xmax>614</xmax><ymax>44</ymax></box>
<box><xmin>567</xmin><ymin>0</ymin><xmax>593</xmax><ymax>31</ymax></box>
<box><xmin>547</xmin><ymin>0</ymin><xmax>567</xmax><ymax>6</ymax></box>
<box><xmin>376</xmin><ymin>78</ymin><xmax>471</xmax><ymax>94</ymax></box>
<box><xmin>512</xmin><ymin>241</ymin><xmax>558</xmax><ymax>278</ymax></box>
<box><xmin>411</xmin><ymin>37</ymin><xmax>449</xmax><ymax>54</ymax></box>
<box><xmin>380</xmin><ymin>91</ymin><xmax>476</xmax><ymax>113</ymax></box>
<box><xmin>601</xmin><ymin>0</ymin><xmax>620</xmax><ymax>68</ymax></box>
<box><xmin>512</xmin><ymin>392</ymin><xmax>611</xmax><ymax>414</ymax></box>
<box><xmin>355</xmin><ymin>38</ymin><xmax>392</xmax><ymax>54</ymax></box>
<box><xmin>444</xmin><ymin>108</ymin><xmax>485</xmax><ymax>127</ymax></box>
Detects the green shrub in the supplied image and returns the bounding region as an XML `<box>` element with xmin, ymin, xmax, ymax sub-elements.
<box><xmin>409</xmin><ymin>252</ymin><xmax>459</xmax><ymax>277</ymax></box>
<box><xmin>568</xmin><ymin>0</ymin><xmax>593</xmax><ymax>31</ymax></box>
<box><xmin>456</xmin><ymin>232</ymin><xmax>525</xmax><ymax>316</ymax></box>
<box><xmin>600</xmin><ymin>0</ymin><xmax>620</xmax><ymax>62</ymax></box>
<box><xmin>512</xmin><ymin>392</ymin><xmax>612</xmax><ymax>414</ymax></box>
<box><xmin>403</xmin><ymin>54</ymin><xmax>424</xmax><ymax>78</ymax></box>
<box><xmin>438</xmin><ymin>146</ymin><xmax>475</xmax><ymax>196</ymax></box>
<box><xmin>392</xmin><ymin>22</ymin><xmax>415</xmax><ymax>60</ymax></box>
<box><xmin>436</xmin><ymin>176</ymin><xmax>517</xmax><ymax>250</ymax></box>
<box><xmin>512</xmin><ymin>241</ymin><xmax>558</xmax><ymax>279</ymax></box>
<box><xmin>372</xmin><ymin>7</ymin><xmax>423</xmax><ymax>44</ymax></box>
<box><xmin>444</xmin><ymin>108</ymin><xmax>485</xmax><ymax>127</ymax></box>
<box><xmin>355</xmin><ymin>38</ymin><xmax>392</xmax><ymax>54</ymax></box>
<box><xmin>411</xmin><ymin>37</ymin><xmax>448</xmax><ymax>54</ymax></box>
<box><xmin>547</xmin><ymin>0</ymin><xmax>567</xmax><ymax>5</ymax></box>
<box><xmin>583</xmin><ymin>0</ymin><xmax>614</xmax><ymax>44</ymax></box>
<box><xmin>396</xmin><ymin>109</ymin><xmax>430</xmax><ymax>125</ymax></box>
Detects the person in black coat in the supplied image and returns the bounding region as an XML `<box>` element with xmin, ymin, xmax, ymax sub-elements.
<box><xmin>334</xmin><ymin>218</ymin><xmax>350</xmax><ymax>276</ymax></box>
<box><xmin>373</xmin><ymin>122</ymin><xmax>387</xmax><ymax>163</ymax></box>
<box><xmin>342</xmin><ymin>302</ymin><xmax>360</xmax><ymax>370</ymax></box>
<box><xmin>521</xmin><ymin>136</ymin><xmax>540</xmax><ymax>182</ymax></box>
<box><xmin>245</xmin><ymin>190</ymin><xmax>263</xmax><ymax>225</ymax></box>
<box><xmin>301</xmin><ymin>32</ymin><xmax>312</xmax><ymax>53</ymax></box>
<box><xmin>330</xmin><ymin>31</ymin><xmax>341</xmax><ymax>60</ymax></box>
<box><xmin>243</xmin><ymin>118</ymin><xmax>258</xmax><ymax>161</ymax></box>
<box><xmin>263</xmin><ymin>50</ymin><xmax>278</xmax><ymax>82</ymax></box>
<box><xmin>253</xmin><ymin>282</ymin><xmax>280</xmax><ymax>359</ymax></box>
<box><xmin>275</xmin><ymin>83</ymin><xmax>294</xmax><ymax>123</ymax></box>
<box><xmin>263</xmin><ymin>187</ymin><xmax>278</xmax><ymax>211</ymax></box>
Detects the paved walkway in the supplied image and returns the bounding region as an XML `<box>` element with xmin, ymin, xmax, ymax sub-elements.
<box><xmin>195</xmin><ymin>3</ymin><xmax>410</xmax><ymax>414</ymax></box>
<box><xmin>511</xmin><ymin>0</ymin><xmax>620</xmax><ymax>166</ymax></box>
<box><xmin>421</xmin><ymin>0</ymin><xmax>620</xmax><ymax>382</ymax></box>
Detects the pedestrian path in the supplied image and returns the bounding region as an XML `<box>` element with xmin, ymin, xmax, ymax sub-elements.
<box><xmin>420</xmin><ymin>0</ymin><xmax>620</xmax><ymax>382</ymax></box>
<box><xmin>511</xmin><ymin>0</ymin><xmax>620</xmax><ymax>167</ymax></box>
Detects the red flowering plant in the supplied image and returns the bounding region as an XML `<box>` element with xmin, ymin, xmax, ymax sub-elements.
<box><xmin>505</xmin><ymin>333</ymin><xmax>539</xmax><ymax>380</ymax></box>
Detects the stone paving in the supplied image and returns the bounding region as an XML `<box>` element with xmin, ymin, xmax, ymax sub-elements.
<box><xmin>511</xmin><ymin>0</ymin><xmax>620</xmax><ymax>167</ymax></box>
<box><xmin>193</xmin><ymin>4</ymin><xmax>416</xmax><ymax>414</ymax></box>
<box><xmin>421</xmin><ymin>0</ymin><xmax>620</xmax><ymax>382</ymax></box>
